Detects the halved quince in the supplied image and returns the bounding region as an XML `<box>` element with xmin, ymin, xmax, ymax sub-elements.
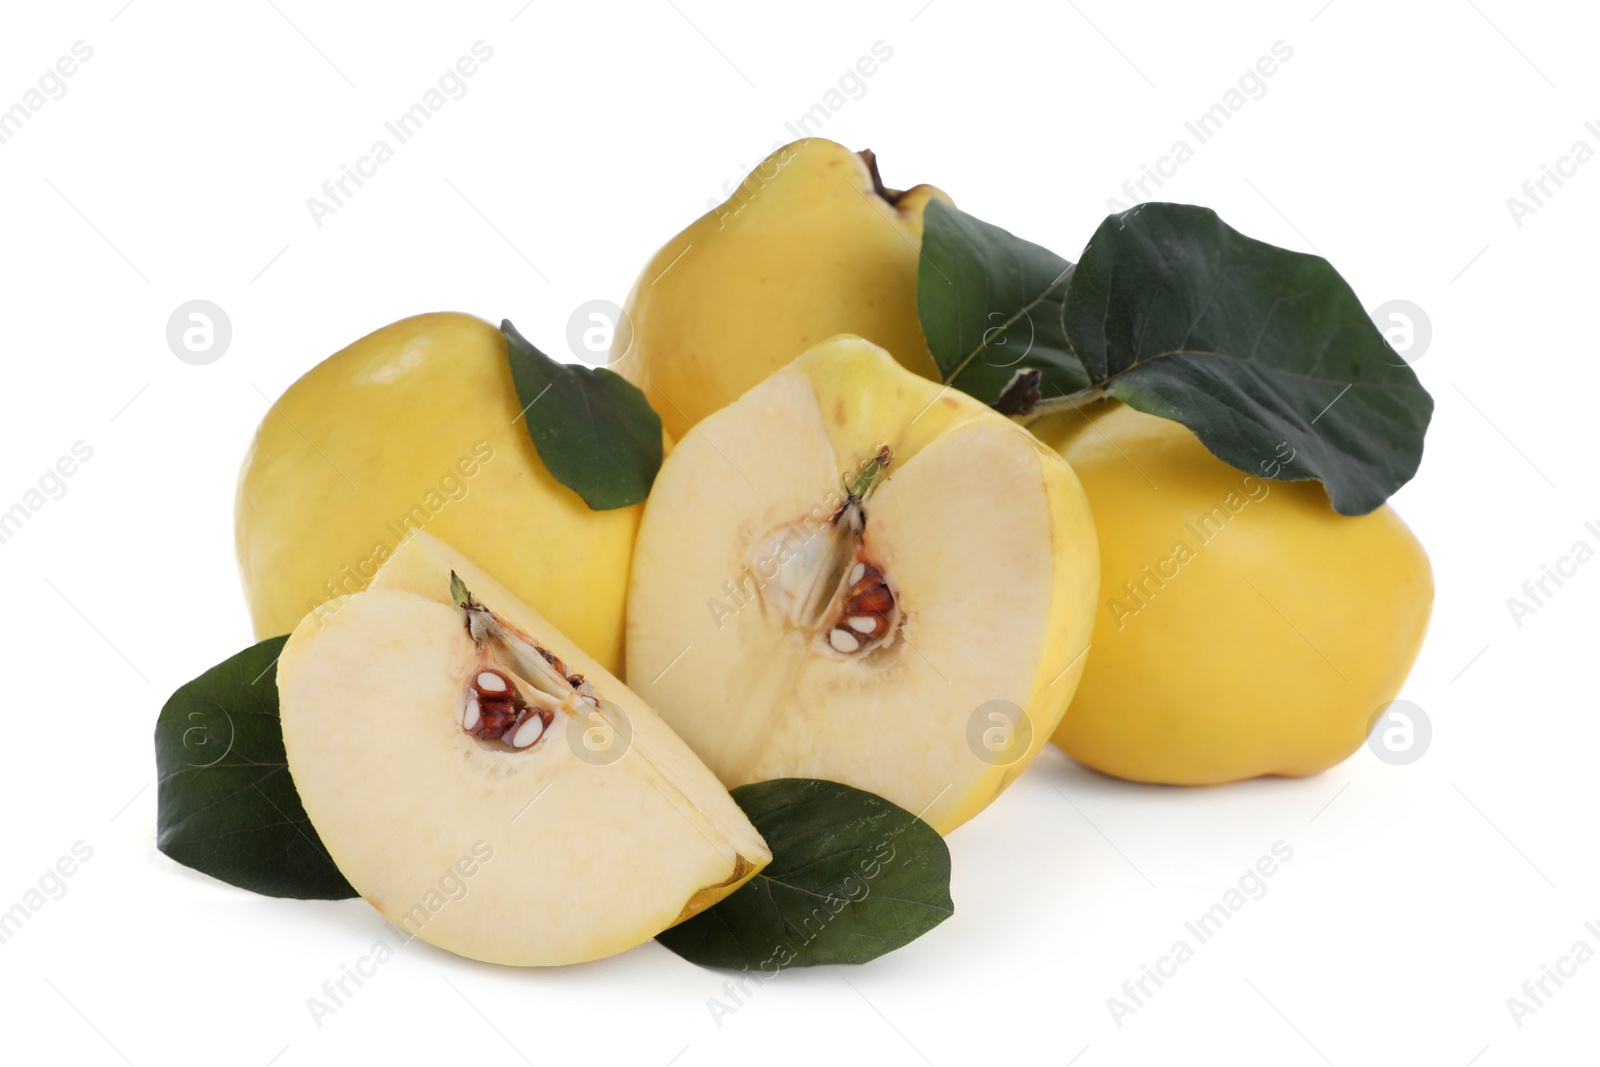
<box><xmin>624</xmin><ymin>336</ymin><xmax>1099</xmax><ymax>833</ymax></box>
<box><xmin>277</xmin><ymin>532</ymin><xmax>769</xmax><ymax>966</ymax></box>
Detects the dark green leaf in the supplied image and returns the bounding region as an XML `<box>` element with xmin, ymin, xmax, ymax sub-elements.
<box><xmin>656</xmin><ymin>779</ymin><xmax>952</xmax><ymax>969</ymax></box>
<box><xmin>918</xmin><ymin>199</ymin><xmax>1090</xmax><ymax>405</ymax></box>
<box><xmin>501</xmin><ymin>320</ymin><xmax>663</xmax><ymax>510</ymax></box>
<box><xmin>1063</xmin><ymin>204</ymin><xmax>1432</xmax><ymax>515</ymax></box>
<box><xmin>918</xmin><ymin>201</ymin><xmax>1433</xmax><ymax>514</ymax></box>
<box><xmin>154</xmin><ymin>636</ymin><xmax>356</xmax><ymax>900</ymax></box>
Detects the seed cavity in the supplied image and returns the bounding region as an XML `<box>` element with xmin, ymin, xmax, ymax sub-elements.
<box><xmin>461</xmin><ymin>666</ymin><xmax>556</xmax><ymax>751</ymax></box>
<box><xmin>822</xmin><ymin>559</ymin><xmax>897</xmax><ymax>657</ymax></box>
<box><xmin>748</xmin><ymin>512</ymin><xmax>900</xmax><ymax>660</ymax></box>
<box><xmin>452</xmin><ymin>573</ymin><xmax>617</xmax><ymax>755</ymax></box>
<box><xmin>462</xmin><ymin>668</ymin><xmax>526</xmax><ymax>743</ymax></box>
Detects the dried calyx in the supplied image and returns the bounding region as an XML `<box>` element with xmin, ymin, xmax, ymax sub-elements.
<box><xmin>754</xmin><ymin>448</ymin><xmax>901</xmax><ymax>659</ymax></box>
<box><xmin>450</xmin><ymin>572</ymin><xmax>603</xmax><ymax>752</ymax></box>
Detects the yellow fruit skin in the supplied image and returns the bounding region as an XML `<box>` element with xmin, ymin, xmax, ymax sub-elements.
<box><xmin>1034</xmin><ymin>402</ymin><xmax>1434</xmax><ymax>785</ymax></box>
<box><xmin>614</xmin><ymin>138</ymin><xmax>951</xmax><ymax>439</ymax></box>
<box><xmin>235</xmin><ymin>312</ymin><xmax>639</xmax><ymax>672</ymax></box>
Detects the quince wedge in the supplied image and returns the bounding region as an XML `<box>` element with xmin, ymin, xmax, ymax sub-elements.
<box><xmin>277</xmin><ymin>532</ymin><xmax>769</xmax><ymax>966</ymax></box>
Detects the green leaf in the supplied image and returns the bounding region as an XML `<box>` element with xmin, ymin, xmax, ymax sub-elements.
<box><xmin>656</xmin><ymin>779</ymin><xmax>952</xmax><ymax>969</ymax></box>
<box><xmin>918</xmin><ymin>199</ymin><xmax>1090</xmax><ymax>405</ymax></box>
<box><xmin>154</xmin><ymin>636</ymin><xmax>356</xmax><ymax>900</ymax></box>
<box><xmin>1062</xmin><ymin>204</ymin><xmax>1432</xmax><ymax>515</ymax></box>
<box><xmin>501</xmin><ymin>320</ymin><xmax>663</xmax><ymax>510</ymax></box>
<box><xmin>918</xmin><ymin>201</ymin><xmax>1434</xmax><ymax>515</ymax></box>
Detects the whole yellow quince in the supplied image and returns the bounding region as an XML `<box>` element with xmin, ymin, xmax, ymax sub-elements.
<box><xmin>1033</xmin><ymin>401</ymin><xmax>1433</xmax><ymax>784</ymax></box>
<box><xmin>613</xmin><ymin>138</ymin><xmax>951</xmax><ymax>439</ymax></box>
<box><xmin>235</xmin><ymin>312</ymin><xmax>639</xmax><ymax>672</ymax></box>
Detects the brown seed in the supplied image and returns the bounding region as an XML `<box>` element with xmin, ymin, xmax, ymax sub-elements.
<box><xmin>852</xmin><ymin>587</ymin><xmax>895</xmax><ymax>615</ymax></box>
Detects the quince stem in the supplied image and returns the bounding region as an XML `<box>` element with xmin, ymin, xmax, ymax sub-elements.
<box><xmin>1019</xmin><ymin>385</ymin><xmax>1108</xmax><ymax>424</ymax></box>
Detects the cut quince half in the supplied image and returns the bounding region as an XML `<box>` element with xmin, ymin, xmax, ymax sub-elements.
<box><xmin>624</xmin><ymin>336</ymin><xmax>1099</xmax><ymax>833</ymax></box>
<box><xmin>277</xmin><ymin>532</ymin><xmax>770</xmax><ymax>967</ymax></box>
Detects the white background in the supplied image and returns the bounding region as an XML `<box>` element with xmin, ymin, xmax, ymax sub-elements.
<box><xmin>0</xmin><ymin>1</ymin><xmax>1595</xmax><ymax>1064</ymax></box>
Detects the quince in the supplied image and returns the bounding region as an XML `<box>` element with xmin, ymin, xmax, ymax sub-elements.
<box><xmin>235</xmin><ymin>312</ymin><xmax>639</xmax><ymax>672</ymax></box>
<box><xmin>613</xmin><ymin>138</ymin><xmax>950</xmax><ymax>439</ymax></box>
<box><xmin>1033</xmin><ymin>402</ymin><xmax>1434</xmax><ymax>784</ymax></box>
